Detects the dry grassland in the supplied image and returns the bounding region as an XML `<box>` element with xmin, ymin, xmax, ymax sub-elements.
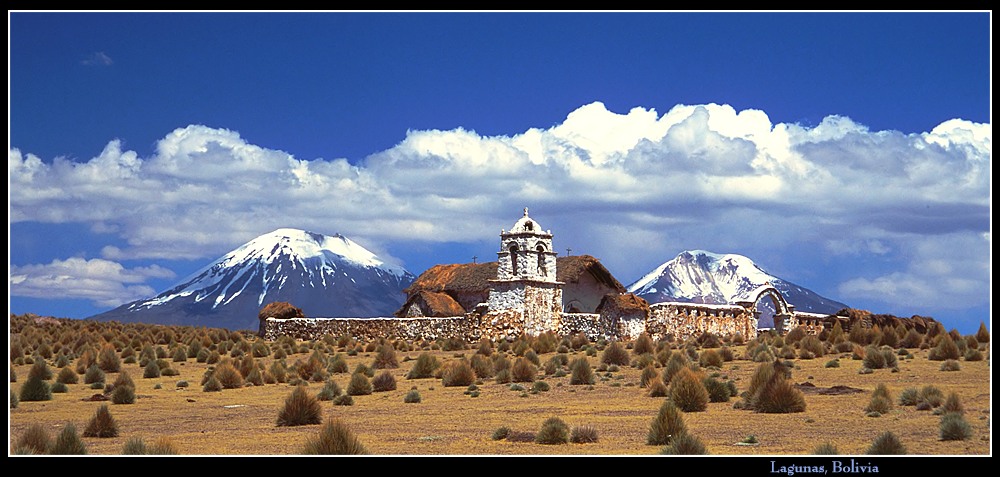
<box><xmin>8</xmin><ymin>332</ymin><xmax>990</xmax><ymax>456</ymax></box>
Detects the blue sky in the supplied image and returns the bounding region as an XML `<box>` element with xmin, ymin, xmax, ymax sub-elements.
<box><xmin>8</xmin><ymin>11</ymin><xmax>991</xmax><ymax>333</ymax></box>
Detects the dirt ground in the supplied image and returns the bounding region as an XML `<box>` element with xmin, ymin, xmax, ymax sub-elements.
<box><xmin>8</xmin><ymin>341</ymin><xmax>991</xmax><ymax>456</ymax></box>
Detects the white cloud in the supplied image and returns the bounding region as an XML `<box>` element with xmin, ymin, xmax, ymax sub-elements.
<box><xmin>81</xmin><ymin>51</ymin><xmax>113</xmax><ymax>66</ymax></box>
<box><xmin>838</xmin><ymin>232</ymin><xmax>990</xmax><ymax>309</ymax></box>
<box><xmin>10</xmin><ymin>257</ymin><xmax>176</xmax><ymax>307</ymax></box>
<box><xmin>8</xmin><ymin>101</ymin><xmax>991</xmax><ymax>306</ymax></box>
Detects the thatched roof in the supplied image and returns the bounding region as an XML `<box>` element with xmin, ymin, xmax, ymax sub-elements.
<box><xmin>404</xmin><ymin>262</ymin><xmax>498</xmax><ymax>294</ymax></box>
<box><xmin>396</xmin><ymin>291</ymin><xmax>466</xmax><ymax>317</ymax></box>
<box><xmin>258</xmin><ymin>301</ymin><xmax>304</xmax><ymax>321</ymax></box>
<box><xmin>596</xmin><ymin>293</ymin><xmax>650</xmax><ymax>315</ymax></box>
<box><xmin>405</xmin><ymin>254</ymin><xmax>625</xmax><ymax>295</ymax></box>
<box><xmin>556</xmin><ymin>255</ymin><xmax>626</xmax><ymax>292</ymax></box>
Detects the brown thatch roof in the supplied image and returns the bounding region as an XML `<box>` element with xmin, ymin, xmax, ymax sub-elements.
<box><xmin>556</xmin><ymin>255</ymin><xmax>626</xmax><ymax>292</ymax></box>
<box><xmin>406</xmin><ymin>255</ymin><xmax>626</xmax><ymax>296</ymax></box>
<box><xmin>258</xmin><ymin>301</ymin><xmax>304</xmax><ymax>321</ymax></box>
<box><xmin>595</xmin><ymin>293</ymin><xmax>650</xmax><ymax>315</ymax></box>
<box><xmin>396</xmin><ymin>291</ymin><xmax>466</xmax><ymax>317</ymax></box>
<box><xmin>404</xmin><ymin>262</ymin><xmax>498</xmax><ymax>294</ymax></box>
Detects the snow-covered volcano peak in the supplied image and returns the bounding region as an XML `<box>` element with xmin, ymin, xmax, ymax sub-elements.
<box><xmin>90</xmin><ymin>228</ymin><xmax>415</xmax><ymax>331</ymax></box>
<box><xmin>627</xmin><ymin>250</ymin><xmax>846</xmax><ymax>324</ymax></box>
<box><xmin>226</xmin><ymin>228</ymin><xmax>406</xmax><ymax>277</ymax></box>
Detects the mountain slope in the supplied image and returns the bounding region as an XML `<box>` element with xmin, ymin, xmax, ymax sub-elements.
<box><xmin>627</xmin><ymin>250</ymin><xmax>847</xmax><ymax>327</ymax></box>
<box><xmin>89</xmin><ymin>228</ymin><xmax>415</xmax><ymax>331</ymax></box>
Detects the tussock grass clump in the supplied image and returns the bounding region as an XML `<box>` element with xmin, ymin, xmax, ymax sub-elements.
<box><xmin>975</xmin><ymin>321</ymin><xmax>989</xmax><ymax>343</ymax></box>
<box><xmin>97</xmin><ymin>344</ymin><xmax>121</xmax><ymax>373</ymax></box>
<box><xmin>648</xmin><ymin>377</ymin><xmax>669</xmax><ymax>397</ymax></box>
<box><xmin>964</xmin><ymin>348</ymin><xmax>984</xmax><ymax>361</ymax></box>
<box><xmin>347</xmin><ymin>372</ymin><xmax>373</xmax><ymax>396</ymax></box>
<box><xmin>142</xmin><ymin>360</ymin><xmax>160</xmax><ymax>379</ymax></box>
<box><xmin>16</xmin><ymin>423</ymin><xmax>51</xmax><ymax>454</ymax></box>
<box><xmin>19</xmin><ymin>374</ymin><xmax>52</xmax><ymax>402</ymax></box>
<box><xmin>633</xmin><ymin>333</ymin><xmax>655</xmax><ymax>356</ymax></box>
<box><xmin>865</xmin><ymin>431</ymin><xmax>906</xmax><ymax>455</ymax></box>
<box><xmin>670</xmin><ymin>367</ymin><xmax>709</xmax><ymax>412</ymax></box>
<box><xmin>50</xmin><ymin>423</ymin><xmax>87</xmax><ymax>455</ymax></box>
<box><xmin>898</xmin><ymin>388</ymin><xmax>920</xmax><ymax>406</ymax></box>
<box><xmin>939</xmin><ymin>412</ymin><xmax>973</xmax><ymax>441</ymax></box>
<box><xmin>800</xmin><ymin>335</ymin><xmax>826</xmax><ymax>358</ymax></box>
<box><xmin>659</xmin><ymin>432</ymin><xmax>708</xmax><ymax>455</ymax></box>
<box><xmin>202</xmin><ymin>375</ymin><xmax>222</xmax><ymax>392</ymax></box>
<box><xmin>703</xmin><ymin>377</ymin><xmax>731</xmax><ymax>403</ymax></box>
<box><xmin>570</xmin><ymin>425</ymin><xmax>599</xmax><ymax>444</ymax></box>
<box><xmin>147</xmin><ymin>437</ymin><xmax>180</xmax><ymax>455</ymax></box>
<box><xmin>661</xmin><ymin>352</ymin><xmax>690</xmax><ymax>385</ymax></box>
<box><xmin>83</xmin><ymin>404</ymin><xmax>119</xmax><ymax>438</ymax></box>
<box><xmin>928</xmin><ymin>333</ymin><xmax>961</xmax><ymax>361</ymax></box>
<box><xmin>372</xmin><ymin>345</ymin><xmax>399</xmax><ymax>369</ymax></box>
<box><xmin>698</xmin><ymin>349</ymin><xmax>723</xmax><ymax>368</ymax></box>
<box><xmin>865</xmin><ymin>384</ymin><xmax>893</xmax><ymax>414</ymax></box>
<box><xmin>111</xmin><ymin>381</ymin><xmax>137</xmax><ymax>404</ymax></box>
<box><xmin>276</xmin><ymin>385</ymin><xmax>323</xmax><ymax>427</ymax></box>
<box><xmin>639</xmin><ymin>364</ymin><xmax>658</xmax><ymax>388</ymax></box>
<box><xmin>333</xmin><ymin>394</ymin><xmax>354</xmax><ymax>406</ymax></box>
<box><xmin>647</xmin><ymin>400</ymin><xmax>687</xmax><ymax>446</ymax></box>
<box><xmin>121</xmin><ymin>437</ymin><xmax>148</xmax><ymax>455</ymax></box>
<box><xmin>920</xmin><ymin>385</ymin><xmax>945</xmax><ymax>407</ymax></box>
<box><xmin>534</xmin><ymin>417</ymin><xmax>570</xmax><ymax>445</ymax></box>
<box><xmin>51</xmin><ymin>382</ymin><xmax>69</xmax><ymax>393</ymax></box>
<box><xmin>404</xmin><ymin>389</ymin><xmax>421</xmax><ymax>403</ymax></box>
<box><xmin>372</xmin><ymin>371</ymin><xmax>397</xmax><ymax>392</ymax></box>
<box><xmin>569</xmin><ymin>357</ymin><xmax>595</xmax><ymax>385</ymax></box>
<box><xmin>524</xmin><ymin>349</ymin><xmax>541</xmax><ymax>367</ymax></box>
<box><xmin>813</xmin><ymin>442</ymin><xmax>839</xmax><ymax>455</ymax></box>
<box><xmin>28</xmin><ymin>360</ymin><xmax>53</xmax><ymax>381</ymax></box>
<box><xmin>303</xmin><ymin>418</ymin><xmax>369</xmax><ymax>455</ymax></box>
<box><xmin>511</xmin><ymin>357</ymin><xmax>537</xmax><ymax>383</ymax></box>
<box><xmin>745</xmin><ymin>361</ymin><xmax>806</xmax><ymax>414</ymax></box>
<box><xmin>939</xmin><ymin>359</ymin><xmax>961</xmax><ymax>372</ymax></box>
<box><xmin>942</xmin><ymin>391</ymin><xmax>964</xmax><ymax>415</ymax></box>
<box><xmin>470</xmin><ymin>354</ymin><xmax>494</xmax><ymax>379</ymax></box>
<box><xmin>317</xmin><ymin>380</ymin><xmax>342</xmax><ymax>401</ymax></box>
<box><xmin>407</xmin><ymin>353</ymin><xmax>440</xmax><ymax>379</ymax></box>
<box><xmin>862</xmin><ymin>345</ymin><xmax>886</xmax><ymax>369</ymax></box>
<box><xmin>11</xmin><ymin>389</ymin><xmax>18</xmax><ymax>409</ymax></box>
<box><xmin>327</xmin><ymin>354</ymin><xmax>349</xmax><ymax>374</ymax></box>
<box><xmin>865</xmin><ymin>394</ymin><xmax>892</xmax><ymax>415</ymax></box>
<box><xmin>491</xmin><ymin>426</ymin><xmax>511</xmax><ymax>440</ymax></box>
<box><xmin>601</xmin><ymin>341</ymin><xmax>630</xmax><ymax>366</ymax></box>
<box><xmin>55</xmin><ymin>366</ymin><xmax>78</xmax><ymax>385</ymax></box>
<box><xmin>900</xmin><ymin>328</ymin><xmax>923</xmax><ymax>348</ymax></box>
<box><xmin>208</xmin><ymin>361</ymin><xmax>242</xmax><ymax>389</ymax></box>
<box><xmin>441</xmin><ymin>360</ymin><xmax>476</xmax><ymax>387</ymax></box>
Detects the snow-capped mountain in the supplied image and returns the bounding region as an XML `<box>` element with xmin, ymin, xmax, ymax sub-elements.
<box><xmin>627</xmin><ymin>250</ymin><xmax>847</xmax><ymax>327</ymax></box>
<box><xmin>88</xmin><ymin>228</ymin><xmax>415</xmax><ymax>331</ymax></box>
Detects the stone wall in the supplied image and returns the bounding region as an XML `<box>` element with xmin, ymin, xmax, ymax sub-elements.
<box><xmin>647</xmin><ymin>302</ymin><xmax>757</xmax><ymax>342</ymax></box>
<box><xmin>264</xmin><ymin>301</ymin><xmax>764</xmax><ymax>344</ymax></box>
<box><xmin>263</xmin><ymin>316</ymin><xmax>481</xmax><ymax>343</ymax></box>
<box><xmin>558</xmin><ymin>313</ymin><xmax>602</xmax><ymax>340</ymax></box>
<box><xmin>523</xmin><ymin>284</ymin><xmax>562</xmax><ymax>336</ymax></box>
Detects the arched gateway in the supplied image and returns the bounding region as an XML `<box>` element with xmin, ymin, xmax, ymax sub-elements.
<box><xmin>734</xmin><ymin>283</ymin><xmax>795</xmax><ymax>334</ymax></box>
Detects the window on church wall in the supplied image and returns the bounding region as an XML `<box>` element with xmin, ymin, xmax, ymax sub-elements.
<box><xmin>509</xmin><ymin>245</ymin><xmax>519</xmax><ymax>276</ymax></box>
<box><xmin>536</xmin><ymin>245</ymin><xmax>546</xmax><ymax>276</ymax></box>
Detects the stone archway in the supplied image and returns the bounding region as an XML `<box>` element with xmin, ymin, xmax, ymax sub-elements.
<box><xmin>736</xmin><ymin>285</ymin><xmax>794</xmax><ymax>335</ymax></box>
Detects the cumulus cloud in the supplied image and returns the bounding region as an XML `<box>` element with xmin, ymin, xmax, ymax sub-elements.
<box><xmin>838</xmin><ymin>232</ymin><xmax>990</xmax><ymax>309</ymax></box>
<box><xmin>8</xmin><ymin>101</ymin><xmax>991</xmax><ymax>307</ymax></box>
<box><xmin>10</xmin><ymin>257</ymin><xmax>176</xmax><ymax>307</ymax></box>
